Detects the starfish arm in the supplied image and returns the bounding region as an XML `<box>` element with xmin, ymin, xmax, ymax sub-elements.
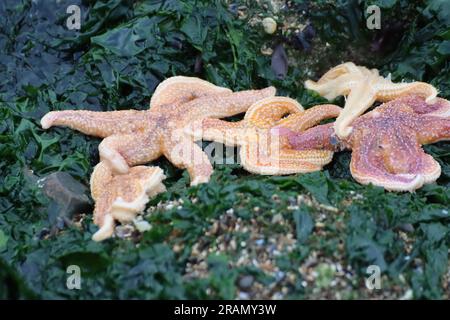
<box><xmin>375</xmin><ymin>81</ymin><xmax>438</xmax><ymax>103</ymax></box>
<box><xmin>90</xmin><ymin>163</ymin><xmax>166</xmax><ymax>241</ymax></box>
<box><xmin>377</xmin><ymin>95</ymin><xmax>450</xmax><ymax>145</ymax></box>
<box><xmin>240</xmin><ymin>141</ymin><xmax>333</xmax><ymax>175</ymax></box>
<box><xmin>273</xmin><ymin>123</ymin><xmax>338</xmax><ymax>151</ymax></box>
<box><xmin>150</xmin><ymin>76</ymin><xmax>232</xmax><ymax>112</ymax></box>
<box><xmin>186</xmin><ymin>118</ymin><xmax>246</xmax><ymax>146</ymax></box>
<box><xmin>186</xmin><ymin>86</ymin><xmax>276</xmax><ymax>119</ymax></box>
<box><xmin>333</xmin><ymin>81</ymin><xmax>378</xmax><ymax>138</ymax></box>
<box><xmin>316</xmin><ymin>62</ymin><xmax>360</xmax><ymax>83</ymax></box>
<box><xmin>163</xmin><ymin>137</ymin><xmax>213</xmax><ymax>185</ymax></box>
<box><xmin>397</xmin><ymin>95</ymin><xmax>450</xmax><ymax>117</ymax></box>
<box><xmin>349</xmin><ymin>129</ymin><xmax>441</xmax><ymax>191</ymax></box>
<box><xmin>413</xmin><ymin>96</ymin><xmax>450</xmax><ymax>144</ymax></box>
<box><xmin>304</xmin><ymin>74</ymin><xmax>356</xmax><ymax>100</ymax></box>
<box><xmin>98</xmin><ymin>132</ymin><xmax>162</xmax><ymax>174</ymax></box>
<box><xmin>41</xmin><ymin>110</ymin><xmax>151</xmax><ymax>138</ymax></box>
<box><xmin>239</xmin><ymin>131</ymin><xmax>333</xmax><ymax>175</ymax></box>
<box><xmin>275</xmin><ymin>104</ymin><xmax>341</xmax><ymax>132</ymax></box>
<box><xmin>243</xmin><ymin>97</ymin><xmax>303</xmax><ymax>129</ymax></box>
<box><xmin>416</xmin><ymin>117</ymin><xmax>450</xmax><ymax>145</ymax></box>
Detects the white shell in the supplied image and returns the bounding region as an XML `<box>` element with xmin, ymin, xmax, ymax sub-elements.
<box><xmin>262</xmin><ymin>17</ymin><xmax>277</xmax><ymax>34</ymax></box>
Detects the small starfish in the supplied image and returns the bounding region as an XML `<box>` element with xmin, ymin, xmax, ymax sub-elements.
<box><xmin>41</xmin><ymin>76</ymin><xmax>276</xmax><ymax>185</ymax></box>
<box><xmin>90</xmin><ymin>162</ymin><xmax>166</xmax><ymax>241</ymax></box>
<box><xmin>283</xmin><ymin>95</ymin><xmax>450</xmax><ymax>191</ymax></box>
<box><xmin>186</xmin><ymin>97</ymin><xmax>341</xmax><ymax>174</ymax></box>
<box><xmin>305</xmin><ymin>62</ymin><xmax>438</xmax><ymax>139</ymax></box>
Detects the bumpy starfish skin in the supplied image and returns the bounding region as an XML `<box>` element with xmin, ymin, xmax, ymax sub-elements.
<box><xmin>186</xmin><ymin>97</ymin><xmax>341</xmax><ymax>175</ymax></box>
<box><xmin>284</xmin><ymin>95</ymin><xmax>450</xmax><ymax>191</ymax></box>
<box><xmin>41</xmin><ymin>77</ymin><xmax>276</xmax><ymax>185</ymax></box>
<box><xmin>90</xmin><ymin>162</ymin><xmax>166</xmax><ymax>241</ymax></box>
<box><xmin>305</xmin><ymin>62</ymin><xmax>438</xmax><ymax>138</ymax></box>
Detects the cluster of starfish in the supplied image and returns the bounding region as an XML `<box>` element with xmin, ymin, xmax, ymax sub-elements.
<box><xmin>40</xmin><ymin>63</ymin><xmax>450</xmax><ymax>241</ymax></box>
<box><xmin>41</xmin><ymin>76</ymin><xmax>300</xmax><ymax>240</ymax></box>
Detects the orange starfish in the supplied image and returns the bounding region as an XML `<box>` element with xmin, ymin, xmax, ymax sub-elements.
<box><xmin>282</xmin><ymin>95</ymin><xmax>450</xmax><ymax>191</ymax></box>
<box><xmin>186</xmin><ymin>97</ymin><xmax>342</xmax><ymax>174</ymax></box>
<box><xmin>305</xmin><ymin>62</ymin><xmax>438</xmax><ymax>138</ymax></box>
<box><xmin>41</xmin><ymin>76</ymin><xmax>276</xmax><ymax>185</ymax></box>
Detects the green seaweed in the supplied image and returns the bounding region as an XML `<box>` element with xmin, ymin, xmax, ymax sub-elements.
<box><xmin>0</xmin><ymin>0</ymin><xmax>449</xmax><ymax>299</ymax></box>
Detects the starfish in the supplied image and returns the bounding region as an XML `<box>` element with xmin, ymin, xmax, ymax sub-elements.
<box><xmin>90</xmin><ymin>162</ymin><xmax>166</xmax><ymax>241</ymax></box>
<box><xmin>282</xmin><ymin>95</ymin><xmax>450</xmax><ymax>191</ymax></box>
<box><xmin>186</xmin><ymin>96</ymin><xmax>342</xmax><ymax>174</ymax></box>
<box><xmin>41</xmin><ymin>76</ymin><xmax>276</xmax><ymax>185</ymax></box>
<box><xmin>305</xmin><ymin>62</ymin><xmax>438</xmax><ymax>139</ymax></box>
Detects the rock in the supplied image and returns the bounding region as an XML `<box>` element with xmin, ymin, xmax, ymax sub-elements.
<box><xmin>255</xmin><ymin>239</ymin><xmax>265</xmax><ymax>246</ymax></box>
<box><xmin>292</xmin><ymin>24</ymin><xmax>316</xmax><ymax>52</ymax></box>
<box><xmin>238</xmin><ymin>275</ymin><xmax>254</xmax><ymax>290</ymax></box>
<box><xmin>271</xmin><ymin>213</ymin><xmax>283</xmax><ymax>224</ymax></box>
<box><xmin>115</xmin><ymin>224</ymin><xmax>134</xmax><ymax>239</ymax></box>
<box><xmin>262</xmin><ymin>17</ymin><xmax>277</xmax><ymax>34</ymax></box>
<box><xmin>398</xmin><ymin>223</ymin><xmax>414</xmax><ymax>233</ymax></box>
<box><xmin>275</xmin><ymin>271</ymin><xmax>285</xmax><ymax>282</ymax></box>
<box><xmin>133</xmin><ymin>219</ymin><xmax>152</xmax><ymax>233</ymax></box>
<box><xmin>40</xmin><ymin>172</ymin><xmax>91</xmax><ymax>229</ymax></box>
<box><xmin>238</xmin><ymin>291</ymin><xmax>250</xmax><ymax>300</ymax></box>
<box><xmin>271</xmin><ymin>44</ymin><xmax>288</xmax><ymax>80</ymax></box>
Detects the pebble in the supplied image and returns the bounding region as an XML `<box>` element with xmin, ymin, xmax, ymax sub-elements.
<box><xmin>271</xmin><ymin>213</ymin><xmax>283</xmax><ymax>224</ymax></box>
<box><xmin>238</xmin><ymin>292</ymin><xmax>250</xmax><ymax>300</ymax></box>
<box><xmin>398</xmin><ymin>223</ymin><xmax>414</xmax><ymax>233</ymax></box>
<box><xmin>133</xmin><ymin>219</ymin><xmax>152</xmax><ymax>232</ymax></box>
<box><xmin>255</xmin><ymin>239</ymin><xmax>265</xmax><ymax>246</ymax></box>
<box><xmin>262</xmin><ymin>17</ymin><xmax>277</xmax><ymax>34</ymax></box>
<box><xmin>115</xmin><ymin>225</ymin><xmax>134</xmax><ymax>238</ymax></box>
<box><xmin>238</xmin><ymin>275</ymin><xmax>254</xmax><ymax>290</ymax></box>
<box><xmin>275</xmin><ymin>271</ymin><xmax>285</xmax><ymax>281</ymax></box>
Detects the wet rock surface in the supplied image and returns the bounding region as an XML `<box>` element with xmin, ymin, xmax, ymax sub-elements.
<box><xmin>40</xmin><ymin>172</ymin><xmax>92</xmax><ymax>230</ymax></box>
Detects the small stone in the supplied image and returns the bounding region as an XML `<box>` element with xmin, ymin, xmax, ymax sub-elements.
<box><xmin>315</xmin><ymin>222</ymin><xmax>325</xmax><ymax>228</ymax></box>
<box><xmin>400</xmin><ymin>289</ymin><xmax>413</xmax><ymax>300</ymax></box>
<box><xmin>262</xmin><ymin>17</ymin><xmax>277</xmax><ymax>34</ymax></box>
<box><xmin>238</xmin><ymin>291</ymin><xmax>250</xmax><ymax>300</ymax></box>
<box><xmin>275</xmin><ymin>271</ymin><xmax>285</xmax><ymax>281</ymax></box>
<box><xmin>271</xmin><ymin>213</ymin><xmax>283</xmax><ymax>224</ymax></box>
<box><xmin>271</xmin><ymin>44</ymin><xmax>288</xmax><ymax>80</ymax></box>
<box><xmin>398</xmin><ymin>223</ymin><xmax>414</xmax><ymax>233</ymax></box>
<box><xmin>238</xmin><ymin>275</ymin><xmax>254</xmax><ymax>290</ymax></box>
<box><xmin>229</xmin><ymin>239</ymin><xmax>237</xmax><ymax>251</ymax></box>
<box><xmin>173</xmin><ymin>244</ymin><xmax>182</xmax><ymax>253</ymax></box>
<box><xmin>260</xmin><ymin>45</ymin><xmax>273</xmax><ymax>56</ymax></box>
<box><xmin>115</xmin><ymin>225</ymin><xmax>134</xmax><ymax>238</ymax></box>
<box><xmin>255</xmin><ymin>239</ymin><xmax>265</xmax><ymax>246</ymax></box>
<box><xmin>133</xmin><ymin>219</ymin><xmax>152</xmax><ymax>233</ymax></box>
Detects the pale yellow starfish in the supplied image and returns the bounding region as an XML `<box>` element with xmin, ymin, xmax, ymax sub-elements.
<box><xmin>41</xmin><ymin>76</ymin><xmax>276</xmax><ymax>185</ymax></box>
<box><xmin>90</xmin><ymin>162</ymin><xmax>166</xmax><ymax>241</ymax></box>
<box><xmin>305</xmin><ymin>62</ymin><xmax>438</xmax><ymax>138</ymax></box>
<box><xmin>186</xmin><ymin>97</ymin><xmax>342</xmax><ymax>174</ymax></box>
